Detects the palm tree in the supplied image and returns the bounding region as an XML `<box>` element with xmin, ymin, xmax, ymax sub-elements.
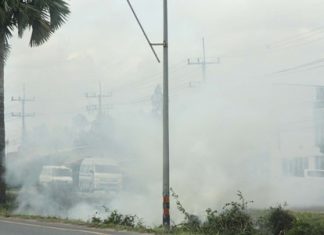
<box><xmin>0</xmin><ymin>0</ymin><xmax>70</xmax><ymax>204</ymax></box>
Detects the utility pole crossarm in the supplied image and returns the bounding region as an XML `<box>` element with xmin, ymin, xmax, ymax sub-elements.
<box><xmin>11</xmin><ymin>112</ymin><xmax>35</xmax><ymax>117</ymax></box>
<box><xmin>187</xmin><ymin>38</ymin><xmax>220</xmax><ymax>82</ymax></box>
<box><xmin>187</xmin><ymin>60</ymin><xmax>219</xmax><ymax>65</ymax></box>
<box><xmin>205</xmin><ymin>61</ymin><xmax>220</xmax><ymax>65</ymax></box>
<box><xmin>86</xmin><ymin>93</ymin><xmax>111</xmax><ymax>98</ymax></box>
<box><xmin>187</xmin><ymin>60</ymin><xmax>201</xmax><ymax>65</ymax></box>
<box><xmin>188</xmin><ymin>59</ymin><xmax>203</xmax><ymax>65</ymax></box>
<box><xmin>85</xmin><ymin>83</ymin><xmax>112</xmax><ymax>117</ymax></box>
<box><xmin>11</xmin><ymin>97</ymin><xmax>35</xmax><ymax>102</ymax></box>
<box><xmin>86</xmin><ymin>105</ymin><xmax>97</xmax><ymax>112</ymax></box>
<box><xmin>126</xmin><ymin>0</ymin><xmax>163</xmax><ymax>63</ymax></box>
<box><xmin>11</xmin><ymin>112</ymin><xmax>22</xmax><ymax>117</ymax></box>
<box><xmin>151</xmin><ymin>43</ymin><xmax>165</xmax><ymax>46</ymax></box>
<box><xmin>11</xmin><ymin>85</ymin><xmax>35</xmax><ymax>143</ymax></box>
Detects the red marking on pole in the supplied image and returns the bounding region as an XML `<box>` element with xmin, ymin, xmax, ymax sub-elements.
<box><xmin>163</xmin><ymin>208</ymin><xmax>170</xmax><ymax>216</ymax></box>
<box><xmin>163</xmin><ymin>195</ymin><xmax>170</xmax><ymax>223</ymax></box>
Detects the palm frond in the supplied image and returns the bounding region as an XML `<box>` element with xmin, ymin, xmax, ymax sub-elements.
<box><xmin>0</xmin><ymin>0</ymin><xmax>15</xmax><ymax>63</ymax></box>
<box><xmin>0</xmin><ymin>0</ymin><xmax>70</xmax><ymax>61</ymax></box>
<box><xmin>28</xmin><ymin>0</ymin><xmax>70</xmax><ymax>47</ymax></box>
<box><xmin>0</xmin><ymin>0</ymin><xmax>13</xmax><ymax>25</ymax></box>
<box><xmin>3</xmin><ymin>32</ymin><xmax>11</xmax><ymax>62</ymax></box>
<box><xmin>14</xmin><ymin>1</ymin><xmax>40</xmax><ymax>38</ymax></box>
<box><xmin>0</xmin><ymin>27</ymin><xmax>12</xmax><ymax>63</ymax></box>
<box><xmin>46</xmin><ymin>0</ymin><xmax>70</xmax><ymax>30</ymax></box>
<box><xmin>0</xmin><ymin>8</ymin><xmax>6</xmax><ymax>26</ymax></box>
<box><xmin>29</xmin><ymin>18</ymin><xmax>51</xmax><ymax>46</ymax></box>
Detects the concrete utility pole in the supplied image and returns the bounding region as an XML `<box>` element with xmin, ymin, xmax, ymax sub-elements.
<box><xmin>188</xmin><ymin>38</ymin><xmax>219</xmax><ymax>82</ymax></box>
<box><xmin>162</xmin><ymin>0</ymin><xmax>170</xmax><ymax>227</ymax></box>
<box><xmin>85</xmin><ymin>82</ymin><xmax>112</xmax><ymax>119</ymax></box>
<box><xmin>126</xmin><ymin>0</ymin><xmax>170</xmax><ymax>228</ymax></box>
<box><xmin>11</xmin><ymin>85</ymin><xmax>35</xmax><ymax>143</ymax></box>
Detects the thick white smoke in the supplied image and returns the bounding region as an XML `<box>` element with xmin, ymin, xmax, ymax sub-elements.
<box><xmin>5</xmin><ymin>77</ymin><xmax>324</xmax><ymax>226</ymax></box>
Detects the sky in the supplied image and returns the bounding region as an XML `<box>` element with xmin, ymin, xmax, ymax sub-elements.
<box><xmin>4</xmin><ymin>0</ymin><xmax>324</xmax><ymax>224</ymax></box>
<box><xmin>5</xmin><ymin>0</ymin><xmax>324</xmax><ymax>116</ymax></box>
<box><xmin>3</xmin><ymin>0</ymin><xmax>324</xmax><ymax>171</ymax></box>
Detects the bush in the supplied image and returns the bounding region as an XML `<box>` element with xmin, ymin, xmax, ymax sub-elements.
<box><xmin>90</xmin><ymin>209</ymin><xmax>141</xmax><ymax>229</ymax></box>
<box><xmin>203</xmin><ymin>191</ymin><xmax>254</xmax><ymax>235</ymax></box>
<box><xmin>267</xmin><ymin>205</ymin><xmax>295</xmax><ymax>235</ymax></box>
<box><xmin>104</xmin><ymin>210</ymin><xmax>137</xmax><ymax>227</ymax></box>
<box><xmin>171</xmin><ymin>188</ymin><xmax>202</xmax><ymax>233</ymax></box>
<box><xmin>171</xmin><ymin>189</ymin><xmax>254</xmax><ymax>235</ymax></box>
<box><xmin>91</xmin><ymin>215</ymin><xmax>102</xmax><ymax>224</ymax></box>
<box><xmin>90</xmin><ymin>192</ymin><xmax>324</xmax><ymax>235</ymax></box>
<box><xmin>257</xmin><ymin>205</ymin><xmax>296</xmax><ymax>235</ymax></box>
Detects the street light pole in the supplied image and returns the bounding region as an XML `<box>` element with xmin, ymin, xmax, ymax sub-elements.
<box><xmin>162</xmin><ymin>0</ymin><xmax>170</xmax><ymax>228</ymax></box>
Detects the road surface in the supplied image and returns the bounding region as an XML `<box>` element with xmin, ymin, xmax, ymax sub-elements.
<box><xmin>0</xmin><ymin>218</ymin><xmax>147</xmax><ymax>235</ymax></box>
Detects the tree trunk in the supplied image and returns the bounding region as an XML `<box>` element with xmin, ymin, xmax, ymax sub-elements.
<box><xmin>0</xmin><ymin>32</ymin><xmax>6</xmax><ymax>204</ymax></box>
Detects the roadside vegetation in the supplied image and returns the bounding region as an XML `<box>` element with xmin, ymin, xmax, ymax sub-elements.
<box><xmin>2</xmin><ymin>189</ymin><xmax>324</xmax><ymax>235</ymax></box>
<box><xmin>165</xmin><ymin>189</ymin><xmax>324</xmax><ymax>235</ymax></box>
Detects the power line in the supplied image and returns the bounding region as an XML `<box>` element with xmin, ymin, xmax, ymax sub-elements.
<box><xmin>268</xmin><ymin>36</ymin><xmax>324</xmax><ymax>51</ymax></box>
<box><xmin>267</xmin><ymin>26</ymin><xmax>324</xmax><ymax>49</ymax></box>
<box><xmin>110</xmin><ymin>60</ymin><xmax>186</xmax><ymax>93</ymax></box>
<box><xmin>273</xmin><ymin>83</ymin><xmax>324</xmax><ymax>88</ymax></box>
<box><xmin>204</xmin><ymin>27</ymin><xmax>324</xmax><ymax>62</ymax></box>
<box><xmin>270</xmin><ymin>58</ymin><xmax>324</xmax><ymax>75</ymax></box>
<box><xmin>112</xmin><ymin>78</ymin><xmax>194</xmax><ymax>107</ymax></box>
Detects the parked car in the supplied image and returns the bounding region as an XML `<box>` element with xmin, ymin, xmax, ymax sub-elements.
<box><xmin>39</xmin><ymin>165</ymin><xmax>73</xmax><ymax>189</ymax></box>
<box><xmin>79</xmin><ymin>158</ymin><xmax>122</xmax><ymax>192</ymax></box>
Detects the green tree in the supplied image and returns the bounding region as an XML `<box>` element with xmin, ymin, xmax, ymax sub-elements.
<box><xmin>0</xmin><ymin>0</ymin><xmax>70</xmax><ymax>204</ymax></box>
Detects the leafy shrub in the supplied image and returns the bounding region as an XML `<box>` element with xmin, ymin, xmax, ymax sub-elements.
<box><xmin>103</xmin><ymin>210</ymin><xmax>139</xmax><ymax>228</ymax></box>
<box><xmin>201</xmin><ymin>208</ymin><xmax>218</xmax><ymax>234</ymax></box>
<box><xmin>90</xmin><ymin>193</ymin><xmax>324</xmax><ymax>235</ymax></box>
<box><xmin>171</xmin><ymin>189</ymin><xmax>254</xmax><ymax>235</ymax></box>
<box><xmin>90</xmin><ymin>208</ymin><xmax>141</xmax><ymax>229</ymax></box>
<box><xmin>91</xmin><ymin>215</ymin><xmax>102</xmax><ymax>224</ymax></box>
<box><xmin>202</xmin><ymin>191</ymin><xmax>254</xmax><ymax>235</ymax></box>
<box><xmin>257</xmin><ymin>205</ymin><xmax>297</xmax><ymax>235</ymax></box>
<box><xmin>104</xmin><ymin>210</ymin><xmax>123</xmax><ymax>225</ymax></box>
<box><xmin>266</xmin><ymin>205</ymin><xmax>295</xmax><ymax>235</ymax></box>
<box><xmin>171</xmin><ymin>188</ymin><xmax>202</xmax><ymax>233</ymax></box>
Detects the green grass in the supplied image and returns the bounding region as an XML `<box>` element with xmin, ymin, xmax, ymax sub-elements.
<box><xmin>3</xmin><ymin>189</ymin><xmax>324</xmax><ymax>235</ymax></box>
<box><xmin>294</xmin><ymin>211</ymin><xmax>324</xmax><ymax>223</ymax></box>
<box><xmin>2</xmin><ymin>207</ymin><xmax>324</xmax><ymax>235</ymax></box>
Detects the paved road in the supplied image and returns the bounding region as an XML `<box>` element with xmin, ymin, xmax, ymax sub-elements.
<box><xmin>0</xmin><ymin>218</ymin><xmax>146</xmax><ymax>235</ymax></box>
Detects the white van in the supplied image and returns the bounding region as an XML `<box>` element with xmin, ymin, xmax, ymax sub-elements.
<box><xmin>79</xmin><ymin>158</ymin><xmax>122</xmax><ymax>192</ymax></box>
<box><xmin>39</xmin><ymin>165</ymin><xmax>73</xmax><ymax>188</ymax></box>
